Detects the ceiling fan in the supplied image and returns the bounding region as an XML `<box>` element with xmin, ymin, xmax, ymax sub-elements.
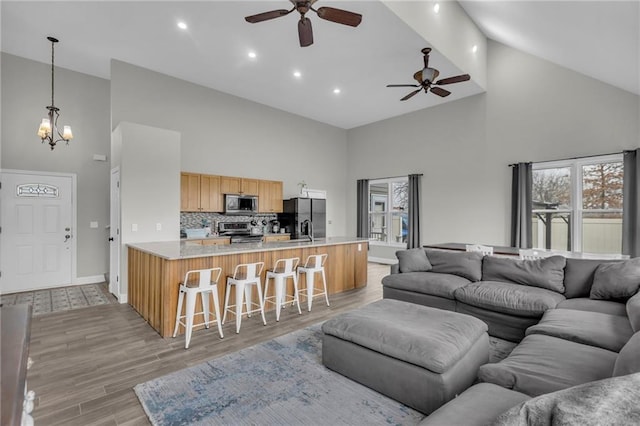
<box><xmin>244</xmin><ymin>0</ymin><xmax>362</xmax><ymax>47</ymax></box>
<box><xmin>387</xmin><ymin>48</ymin><xmax>471</xmax><ymax>101</ymax></box>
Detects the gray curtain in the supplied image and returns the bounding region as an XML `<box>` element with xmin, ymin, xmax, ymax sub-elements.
<box><xmin>408</xmin><ymin>174</ymin><xmax>422</xmax><ymax>249</ymax></box>
<box><xmin>623</xmin><ymin>149</ymin><xmax>640</xmax><ymax>258</ymax></box>
<box><xmin>510</xmin><ymin>162</ymin><xmax>532</xmax><ymax>248</ymax></box>
<box><xmin>356</xmin><ymin>179</ymin><xmax>369</xmax><ymax>239</ymax></box>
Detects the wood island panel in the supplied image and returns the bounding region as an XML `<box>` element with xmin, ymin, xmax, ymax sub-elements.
<box><xmin>128</xmin><ymin>241</ymin><xmax>368</xmax><ymax>338</ymax></box>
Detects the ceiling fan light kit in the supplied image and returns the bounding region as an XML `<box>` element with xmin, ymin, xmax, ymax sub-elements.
<box><xmin>245</xmin><ymin>0</ymin><xmax>362</xmax><ymax>47</ymax></box>
<box><xmin>387</xmin><ymin>47</ymin><xmax>471</xmax><ymax>101</ymax></box>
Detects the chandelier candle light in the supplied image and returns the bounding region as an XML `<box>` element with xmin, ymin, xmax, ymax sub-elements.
<box><xmin>37</xmin><ymin>36</ymin><xmax>73</xmax><ymax>150</ymax></box>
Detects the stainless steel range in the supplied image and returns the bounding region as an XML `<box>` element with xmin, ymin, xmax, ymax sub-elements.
<box><xmin>218</xmin><ymin>222</ymin><xmax>263</xmax><ymax>243</ymax></box>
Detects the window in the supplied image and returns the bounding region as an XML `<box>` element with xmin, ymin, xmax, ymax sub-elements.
<box><xmin>368</xmin><ymin>177</ymin><xmax>408</xmax><ymax>246</ymax></box>
<box><xmin>532</xmin><ymin>154</ymin><xmax>623</xmax><ymax>254</ymax></box>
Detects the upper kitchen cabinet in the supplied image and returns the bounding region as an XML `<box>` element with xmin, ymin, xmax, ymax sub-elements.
<box><xmin>180</xmin><ymin>172</ymin><xmax>222</xmax><ymax>212</ymax></box>
<box><xmin>258</xmin><ymin>180</ymin><xmax>284</xmax><ymax>213</ymax></box>
<box><xmin>220</xmin><ymin>176</ymin><xmax>259</xmax><ymax>196</ymax></box>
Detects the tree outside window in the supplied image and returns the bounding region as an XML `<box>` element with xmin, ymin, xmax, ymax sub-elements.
<box><xmin>368</xmin><ymin>178</ymin><xmax>408</xmax><ymax>246</ymax></box>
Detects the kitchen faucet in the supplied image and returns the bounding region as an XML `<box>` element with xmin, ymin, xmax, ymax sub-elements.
<box><xmin>302</xmin><ymin>219</ymin><xmax>314</xmax><ymax>243</ymax></box>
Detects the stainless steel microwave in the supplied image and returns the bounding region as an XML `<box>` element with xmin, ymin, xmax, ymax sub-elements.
<box><xmin>224</xmin><ymin>194</ymin><xmax>258</xmax><ymax>215</ymax></box>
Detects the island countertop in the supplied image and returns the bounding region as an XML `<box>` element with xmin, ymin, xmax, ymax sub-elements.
<box><xmin>128</xmin><ymin>236</ymin><xmax>368</xmax><ymax>260</ymax></box>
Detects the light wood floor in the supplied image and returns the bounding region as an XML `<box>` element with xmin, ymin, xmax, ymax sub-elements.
<box><xmin>27</xmin><ymin>263</ymin><xmax>389</xmax><ymax>425</ymax></box>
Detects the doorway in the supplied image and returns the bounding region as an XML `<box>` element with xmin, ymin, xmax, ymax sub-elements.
<box><xmin>109</xmin><ymin>167</ymin><xmax>121</xmax><ymax>299</ymax></box>
<box><xmin>0</xmin><ymin>170</ymin><xmax>76</xmax><ymax>293</ymax></box>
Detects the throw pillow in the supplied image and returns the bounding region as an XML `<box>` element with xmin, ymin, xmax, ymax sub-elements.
<box><xmin>590</xmin><ymin>258</ymin><xmax>640</xmax><ymax>300</ymax></box>
<box><xmin>491</xmin><ymin>373</ymin><xmax>640</xmax><ymax>426</ymax></box>
<box><xmin>613</xmin><ymin>332</ymin><xmax>640</xmax><ymax>377</ymax></box>
<box><xmin>482</xmin><ymin>255</ymin><xmax>566</xmax><ymax>293</ymax></box>
<box><xmin>627</xmin><ymin>292</ymin><xmax>640</xmax><ymax>333</ymax></box>
<box><xmin>396</xmin><ymin>248</ymin><xmax>432</xmax><ymax>273</ymax></box>
<box><xmin>425</xmin><ymin>249</ymin><xmax>483</xmax><ymax>282</ymax></box>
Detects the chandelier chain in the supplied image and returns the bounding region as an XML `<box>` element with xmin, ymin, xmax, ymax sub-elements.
<box><xmin>50</xmin><ymin>39</ymin><xmax>55</xmax><ymax>107</ymax></box>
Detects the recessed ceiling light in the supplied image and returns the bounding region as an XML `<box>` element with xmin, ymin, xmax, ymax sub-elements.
<box><xmin>472</xmin><ymin>45</ymin><xmax>478</xmax><ymax>53</ymax></box>
<box><xmin>333</xmin><ymin>88</ymin><xmax>341</xmax><ymax>94</ymax></box>
<box><xmin>293</xmin><ymin>70</ymin><xmax>302</xmax><ymax>78</ymax></box>
<box><xmin>248</xmin><ymin>51</ymin><xmax>257</xmax><ymax>59</ymax></box>
<box><xmin>177</xmin><ymin>21</ymin><xmax>188</xmax><ymax>30</ymax></box>
<box><xmin>433</xmin><ymin>3</ymin><xmax>440</xmax><ymax>14</ymax></box>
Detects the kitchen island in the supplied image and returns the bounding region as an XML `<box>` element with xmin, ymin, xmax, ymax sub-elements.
<box><xmin>128</xmin><ymin>237</ymin><xmax>369</xmax><ymax>337</ymax></box>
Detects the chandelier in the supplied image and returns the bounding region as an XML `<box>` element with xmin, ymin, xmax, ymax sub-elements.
<box><xmin>37</xmin><ymin>36</ymin><xmax>73</xmax><ymax>150</ymax></box>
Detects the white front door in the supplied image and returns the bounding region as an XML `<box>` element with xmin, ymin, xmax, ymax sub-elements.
<box><xmin>109</xmin><ymin>168</ymin><xmax>121</xmax><ymax>298</ymax></box>
<box><xmin>0</xmin><ymin>171</ymin><xmax>74</xmax><ymax>293</ymax></box>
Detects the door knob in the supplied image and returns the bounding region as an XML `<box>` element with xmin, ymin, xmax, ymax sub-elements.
<box><xmin>64</xmin><ymin>234</ymin><xmax>71</xmax><ymax>242</ymax></box>
<box><xmin>108</xmin><ymin>237</ymin><xmax>114</xmax><ymax>242</ymax></box>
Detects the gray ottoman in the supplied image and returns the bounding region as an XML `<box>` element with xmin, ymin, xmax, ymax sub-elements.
<box><xmin>321</xmin><ymin>299</ymin><xmax>489</xmax><ymax>415</ymax></box>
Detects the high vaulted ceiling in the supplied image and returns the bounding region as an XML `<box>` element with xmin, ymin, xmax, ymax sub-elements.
<box><xmin>2</xmin><ymin>1</ymin><xmax>638</xmax><ymax>130</ymax></box>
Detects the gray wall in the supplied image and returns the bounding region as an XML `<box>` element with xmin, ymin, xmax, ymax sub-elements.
<box><xmin>110</xmin><ymin>60</ymin><xmax>349</xmax><ymax>237</ymax></box>
<box><xmin>1</xmin><ymin>53</ymin><xmax>111</xmax><ymax>280</ymax></box>
<box><xmin>347</xmin><ymin>41</ymin><xmax>640</xmax><ymax>261</ymax></box>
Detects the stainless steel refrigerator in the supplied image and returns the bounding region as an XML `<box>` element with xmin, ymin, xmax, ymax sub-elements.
<box><xmin>279</xmin><ymin>198</ymin><xmax>326</xmax><ymax>239</ymax></box>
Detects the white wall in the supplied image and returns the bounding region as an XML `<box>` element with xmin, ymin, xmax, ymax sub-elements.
<box><xmin>1</xmin><ymin>53</ymin><xmax>111</xmax><ymax>281</ymax></box>
<box><xmin>347</xmin><ymin>41</ymin><xmax>640</xmax><ymax>261</ymax></box>
<box><xmin>110</xmin><ymin>60</ymin><xmax>349</xmax><ymax>237</ymax></box>
<box><xmin>112</xmin><ymin>122</ymin><xmax>180</xmax><ymax>301</ymax></box>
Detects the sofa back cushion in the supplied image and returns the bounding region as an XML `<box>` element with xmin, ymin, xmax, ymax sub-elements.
<box><xmin>590</xmin><ymin>258</ymin><xmax>640</xmax><ymax>301</ymax></box>
<box><xmin>482</xmin><ymin>255</ymin><xmax>566</xmax><ymax>293</ymax></box>
<box><xmin>563</xmin><ymin>258</ymin><xmax>617</xmax><ymax>298</ymax></box>
<box><xmin>613</xmin><ymin>331</ymin><xmax>640</xmax><ymax>377</ymax></box>
<box><xmin>627</xmin><ymin>292</ymin><xmax>640</xmax><ymax>333</ymax></box>
<box><xmin>395</xmin><ymin>248</ymin><xmax>432</xmax><ymax>273</ymax></box>
<box><xmin>425</xmin><ymin>249</ymin><xmax>483</xmax><ymax>282</ymax></box>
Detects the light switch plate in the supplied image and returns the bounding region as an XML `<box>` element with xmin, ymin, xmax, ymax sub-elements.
<box><xmin>90</xmin><ymin>221</ymin><xmax>99</xmax><ymax>228</ymax></box>
<box><xmin>156</xmin><ymin>223</ymin><xmax>162</xmax><ymax>231</ymax></box>
<box><xmin>132</xmin><ymin>224</ymin><xmax>138</xmax><ymax>232</ymax></box>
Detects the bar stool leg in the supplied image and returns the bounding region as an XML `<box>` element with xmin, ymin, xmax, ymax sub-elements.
<box><xmin>275</xmin><ymin>275</ymin><xmax>283</xmax><ymax>321</ymax></box>
<box><xmin>321</xmin><ymin>268</ymin><xmax>330</xmax><ymax>307</ymax></box>
<box><xmin>222</xmin><ymin>281</ymin><xmax>231</xmax><ymax>325</ymax></box>
<box><xmin>244</xmin><ymin>285</ymin><xmax>253</xmax><ymax>318</ymax></box>
<box><xmin>235</xmin><ymin>282</ymin><xmax>245</xmax><ymax>334</ymax></box>
<box><xmin>255</xmin><ymin>278</ymin><xmax>267</xmax><ymax>326</ymax></box>
<box><xmin>306</xmin><ymin>271</ymin><xmax>315</xmax><ymax>312</ymax></box>
<box><xmin>293</xmin><ymin>274</ymin><xmax>302</xmax><ymax>315</ymax></box>
<box><xmin>211</xmin><ymin>289</ymin><xmax>224</xmax><ymax>338</ymax></box>
<box><xmin>185</xmin><ymin>292</ymin><xmax>197</xmax><ymax>349</ymax></box>
<box><xmin>173</xmin><ymin>288</ymin><xmax>185</xmax><ymax>338</ymax></box>
<box><xmin>201</xmin><ymin>292</ymin><xmax>210</xmax><ymax>329</ymax></box>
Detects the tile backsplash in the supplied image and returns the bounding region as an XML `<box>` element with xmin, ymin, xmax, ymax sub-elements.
<box><xmin>180</xmin><ymin>212</ymin><xmax>277</xmax><ymax>233</ymax></box>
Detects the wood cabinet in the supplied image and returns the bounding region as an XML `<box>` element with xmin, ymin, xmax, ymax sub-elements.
<box><xmin>220</xmin><ymin>176</ymin><xmax>259</xmax><ymax>196</ymax></box>
<box><xmin>200</xmin><ymin>238</ymin><xmax>230</xmax><ymax>246</ymax></box>
<box><xmin>180</xmin><ymin>173</ymin><xmax>222</xmax><ymax>212</ymax></box>
<box><xmin>263</xmin><ymin>234</ymin><xmax>290</xmax><ymax>243</ymax></box>
<box><xmin>258</xmin><ymin>180</ymin><xmax>284</xmax><ymax>213</ymax></box>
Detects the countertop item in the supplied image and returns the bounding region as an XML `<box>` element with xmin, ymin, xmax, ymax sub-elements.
<box><xmin>129</xmin><ymin>236</ymin><xmax>367</xmax><ymax>260</ymax></box>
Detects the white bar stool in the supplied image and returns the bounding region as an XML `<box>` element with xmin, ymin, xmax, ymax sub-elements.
<box><xmin>297</xmin><ymin>253</ymin><xmax>329</xmax><ymax>312</ymax></box>
<box><xmin>264</xmin><ymin>257</ymin><xmax>302</xmax><ymax>321</ymax></box>
<box><xmin>172</xmin><ymin>267</ymin><xmax>223</xmax><ymax>349</ymax></box>
<box><xmin>222</xmin><ymin>262</ymin><xmax>267</xmax><ymax>333</ymax></box>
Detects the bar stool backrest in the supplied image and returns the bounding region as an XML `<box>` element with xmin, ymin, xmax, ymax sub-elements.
<box><xmin>232</xmin><ymin>262</ymin><xmax>265</xmax><ymax>280</ymax></box>
<box><xmin>273</xmin><ymin>257</ymin><xmax>299</xmax><ymax>274</ymax></box>
<box><xmin>304</xmin><ymin>253</ymin><xmax>327</xmax><ymax>269</ymax></box>
<box><xmin>183</xmin><ymin>267</ymin><xmax>222</xmax><ymax>288</ymax></box>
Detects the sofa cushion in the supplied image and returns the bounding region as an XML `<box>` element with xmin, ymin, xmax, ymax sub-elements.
<box><xmin>482</xmin><ymin>255</ymin><xmax>566</xmax><ymax>293</ymax></box>
<box><xmin>556</xmin><ymin>297</ymin><xmax>627</xmax><ymax>316</ymax></box>
<box><xmin>563</xmin><ymin>258</ymin><xmax>617</xmax><ymax>299</ymax></box>
<box><xmin>525</xmin><ymin>308</ymin><xmax>634</xmax><ymax>352</ymax></box>
<box><xmin>454</xmin><ymin>281</ymin><xmax>565</xmax><ymax>318</ymax></box>
<box><xmin>478</xmin><ymin>334</ymin><xmax>617</xmax><ymax>396</ymax></box>
<box><xmin>396</xmin><ymin>248</ymin><xmax>432</xmax><ymax>273</ymax></box>
<box><xmin>627</xmin><ymin>291</ymin><xmax>640</xmax><ymax>332</ymax></box>
<box><xmin>321</xmin><ymin>299</ymin><xmax>488</xmax><ymax>374</ymax></box>
<box><xmin>590</xmin><ymin>257</ymin><xmax>640</xmax><ymax>300</ymax></box>
<box><xmin>420</xmin><ymin>383</ymin><xmax>530</xmax><ymax>426</ymax></box>
<box><xmin>613</xmin><ymin>332</ymin><xmax>640</xmax><ymax>377</ymax></box>
<box><xmin>425</xmin><ymin>249</ymin><xmax>483</xmax><ymax>282</ymax></box>
<box><xmin>491</xmin><ymin>373</ymin><xmax>640</xmax><ymax>426</ymax></box>
<box><xmin>381</xmin><ymin>271</ymin><xmax>471</xmax><ymax>299</ymax></box>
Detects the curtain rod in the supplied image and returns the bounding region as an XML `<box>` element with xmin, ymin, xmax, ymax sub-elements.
<box><xmin>363</xmin><ymin>173</ymin><xmax>423</xmax><ymax>180</ymax></box>
<box><xmin>508</xmin><ymin>151</ymin><xmax>627</xmax><ymax>167</ymax></box>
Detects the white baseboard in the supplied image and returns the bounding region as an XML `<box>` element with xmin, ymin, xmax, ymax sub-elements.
<box><xmin>119</xmin><ymin>293</ymin><xmax>128</xmax><ymax>304</ymax></box>
<box><xmin>368</xmin><ymin>256</ymin><xmax>397</xmax><ymax>265</ymax></box>
<box><xmin>74</xmin><ymin>274</ymin><xmax>106</xmax><ymax>285</ymax></box>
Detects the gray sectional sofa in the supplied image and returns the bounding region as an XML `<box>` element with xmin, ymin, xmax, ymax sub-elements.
<box><xmin>381</xmin><ymin>247</ymin><xmax>640</xmax><ymax>424</ymax></box>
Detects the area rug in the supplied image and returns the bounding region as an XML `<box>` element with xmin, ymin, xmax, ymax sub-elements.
<box><xmin>135</xmin><ymin>325</ymin><xmax>517</xmax><ymax>425</ymax></box>
<box><xmin>0</xmin><ymin>283</ymin><xmax>115</xmax><ymax>315</ymax></box>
